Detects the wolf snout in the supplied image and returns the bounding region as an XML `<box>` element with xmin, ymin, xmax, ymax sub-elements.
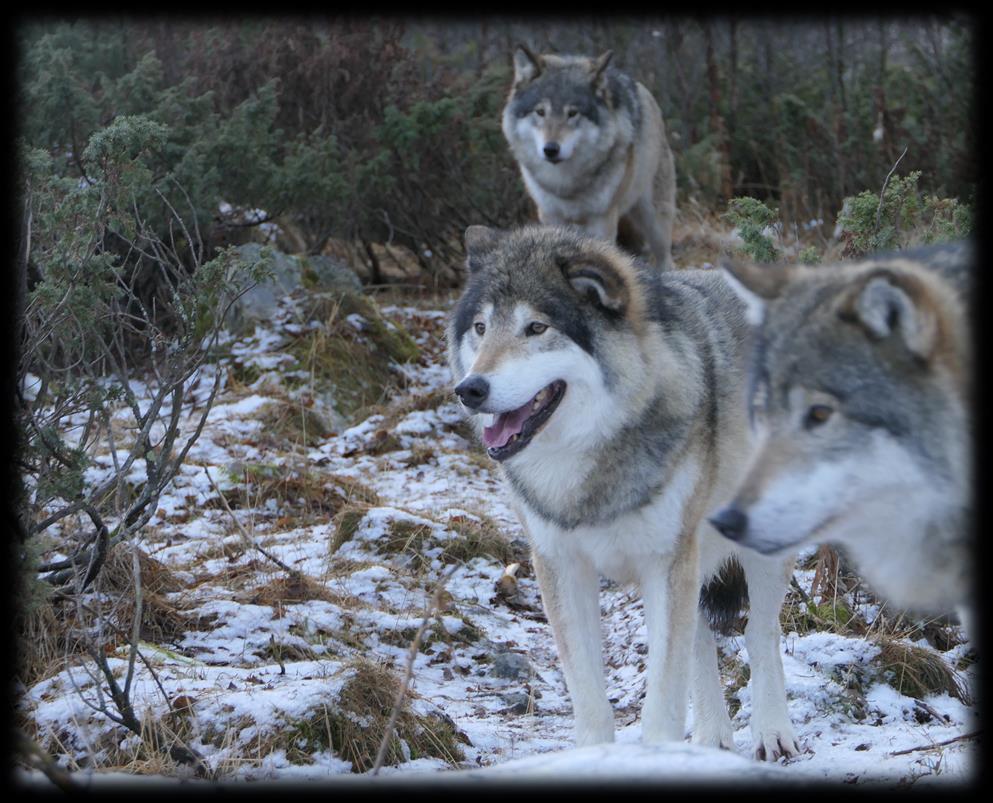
<box><xmin>708</xmin><ymin>506</ymin><xmax>749</xmax><ymax>542</ymax></box>
<box><xmin>543</xmin><ymin>141</ymin><xmax>561</xmax><ymax>161</ymax></box>
<box><xmin>455</xmin><ymin>375</ymin><xmax>490</xmax><ymax>409</ymax></box>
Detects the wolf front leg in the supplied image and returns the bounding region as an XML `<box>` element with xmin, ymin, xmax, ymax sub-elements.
<box><xmin>639</xmin><ymin>538</ymin><xmax>699</xmax><ymax>743</ymax></box>
<box><xmin>739</xmin><ymin>551</ymin><xmax>800</xmax><ymax>761</ymax></box>
<box><xmin>530</xmin><ymin>548</ymin><xmax>615</xmax><ymax>746</ymax></box>
<box><xmin>690</xmin><ymin>612</ymin><xmax>735</xmax><ymax>750</ymax></box>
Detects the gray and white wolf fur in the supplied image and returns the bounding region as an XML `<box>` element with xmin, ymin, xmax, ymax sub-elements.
<box><xmin>502</xmin><ymin>47</ymin><xmax>677</xmax><ymax>270</ymax></box>
<box><xmin>447</xmin><ymin>224</ymin><xmax>799</xmax><ymax>759</ymax></box>
<box><xmin>711</xmin><ymin>241</ymin><xmax>973</xmax><ymax>633</ymax></box>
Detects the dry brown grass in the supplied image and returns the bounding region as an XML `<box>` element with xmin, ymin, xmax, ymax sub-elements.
<box><xmin>333</xmin><ymin>507</ymin><xmax>516</xmax><ymax>571</ymax></box>
<box><xmin>256</xmin><ymin>398</ymin><xmax>335</xmax><ymax>450</ymax></box>
<box><xmin>246</xmin><ymin>573</ymin><xmax>352</xmax><ymax>609</ymax></box>
<box><xmin>872</xmin><ymin>636</ymin><xmax>971</xmax><ymax>705</ymax></box>
<box><xmin>283</xmin><ymin>658</ymin><xmax>467</xmax><ymax>772</ymax></box>
<box><xmin>213</xmin><ymin>464</ymin><xmax>380</xmax><ymax>529</ymax></box>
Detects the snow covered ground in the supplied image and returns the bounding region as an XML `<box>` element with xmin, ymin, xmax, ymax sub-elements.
<box><xmin>18</xmin><ymin>293</ymin><xmax>980</xmax><ymax>789</ymax></box>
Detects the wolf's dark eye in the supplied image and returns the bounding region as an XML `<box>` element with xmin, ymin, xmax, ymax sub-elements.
<box><xmin>535</xmin><ymin>108</ymin><xmax>545</xmax><ymax>117</ymax></box>
<box><xmin>526</xmin><ymin>322</ymin><xmax>548</xmax><ymax>336</ymax></box>
<box><xmin>804</xmin><ymin>404</ymin><xmax>834</xmax><ymax>429</ymax></box>
<box><xmin>566</xmin><ymin>109</ymin><xmax>578</xmax><ymax>119</ymax></box>
<box><xmin>474</xmin><ymin>322</ymin><xmax>486</xmax><ymax>336</ymax></box>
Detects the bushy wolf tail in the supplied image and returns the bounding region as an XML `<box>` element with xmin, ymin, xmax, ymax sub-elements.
<box><xmin>699</xmin><ymin>556</ymin><xmax>748</xmax><ymax>635</ymax></box>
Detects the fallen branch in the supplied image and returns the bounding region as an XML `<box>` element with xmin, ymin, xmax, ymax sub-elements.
<box><xmin>14</xmin><ymin>730</ymin><xmax>79</xmax><ymax>792</ymax></box>
<box><xmin>889</xmin><ymin>730</ymin><xmax>981</xmax><ymax>756</ymax></box>
<box><xmin>203</xmin><ymin>466</ymin><xmax>300</xmax><ymax>577</ymax></box>
<box><xmin>372</xmin><ymin>565</ymin><xmax>457</xmax><ymax>776</ymax></box>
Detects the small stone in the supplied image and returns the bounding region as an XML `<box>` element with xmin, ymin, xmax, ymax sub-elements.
<box><xmin>501</xmin><ymin>692</ymin><xmax>533</xmax><ymax>715</ymax></box>
<box><xmin>491</xmin><ymin>651</ymin><xmax>531</xmax><ymax>680</ymax></box>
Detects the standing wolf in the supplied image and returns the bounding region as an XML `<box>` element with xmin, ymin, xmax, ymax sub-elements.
<box><xmin>448</xmin><ymin>224</ymin><xmax>799</xmax><ymax>759</ymax></box>
<box><xmin>710</xmin><ymin>242</ymin><xmax>973</xmax><ymax>631</ymax></box>
<box><xmin>502</xmin><ymin>47</ymin><xmax>677</xmax><ymax>270</ymax></box>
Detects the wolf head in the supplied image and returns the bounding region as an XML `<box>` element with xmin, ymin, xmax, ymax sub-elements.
<box><xmin>709</xmin><ymin>252</ymin><xmax>972</xmax><ymax>612</ymax></box>
<box><xmin>447</xmin><ymin>224</ymin><xmax>650</xmax><ymax>465</ymax></box>
<box><xmin>502</xmin><ymin>46</ymin><xmax>636</xmax><ymax>172</ymax></box>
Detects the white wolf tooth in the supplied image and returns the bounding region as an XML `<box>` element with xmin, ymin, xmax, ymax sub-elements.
<box><xmin>447</xmin><ymin>224</ymin><xmax>799</xmax><ymax>759</ymax></box>
<box><xmin>502</xmin><ymin>46</ymin><xmax>677</xmax><ymax>270</ymax></box>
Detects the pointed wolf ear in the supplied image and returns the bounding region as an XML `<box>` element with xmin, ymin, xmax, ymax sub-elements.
<box><xmin>838</xmin><ymin>270</ymin><xmax>938</xmax><ymax>361</ymax></box>
<box><xmin>512</xmin><ymin>45</ymin><xmax>542</xmax><ymax>85</ymax></box>
<box><xmin>590</xmin><ymin>50</ymin><xmax>613</xmax><ymax>85</ymax></box>
<box><xmin>464</xmin><ymin>225</ymin><xmax>503</xmax><ymax>273</ymax></box>
<box><xmin>721</xmin><ymin>259</ymin><xmax>795</xmax><ymax>299</ymax></box>
<box><xmin>561</xmin><ymin>258</ymin><xmax>628</xmax><ymax>316</ymax></box>
<box><xmin>720</xmin><ymin>260</ymin><xmax>795</xmax><ymax>326</ymax></box>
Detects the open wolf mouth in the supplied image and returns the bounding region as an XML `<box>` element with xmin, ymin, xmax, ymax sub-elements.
<box><xmin>482</xmin><ymin>380</ymin><xmax>566</xmax><ymax>461</ymax></box>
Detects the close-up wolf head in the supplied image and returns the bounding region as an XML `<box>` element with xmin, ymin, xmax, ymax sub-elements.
<box><xmin>711</xmin><ymin>245</ymin><xmax>972</xmax><ymax>614</ymax></box>
<box><xmin>502</xmin><ymin>46</ymin><xmax>639</xmax><ymax>172</ymax></box>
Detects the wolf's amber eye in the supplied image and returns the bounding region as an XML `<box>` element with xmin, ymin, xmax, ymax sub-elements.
<box><xmin>804</xmin><ymin>404</ymin><xmax>834</xmax><ymax>428</ymax></box>
<box><xmin>474</xmin><ymin>322</ymin><xmax>486</xmax><ymax>336</ymax></box>
<box><xmin>526</xmin><ymin>322</ymin><xmax>548</xmax><ymax>336</ymax></box>
<box><xmin>535</xmin><ymin>108</ymin><xmax>546</xmax><ymax>117</ymax></box>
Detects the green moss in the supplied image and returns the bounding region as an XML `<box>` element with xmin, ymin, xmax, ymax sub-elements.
<box><xmin>284</xmin><ymin>291</ymin><xmax>420</xmax><ymax>424</ymax></box>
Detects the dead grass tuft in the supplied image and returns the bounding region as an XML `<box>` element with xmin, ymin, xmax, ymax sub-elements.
<box><xmin>248</xmin><ymin>573</ymin><xmax>349</xmax><ymax>608</ymax></box>
<box><xmin>257</xmin><ymin>399</ymin><xmax>334</xmax><ymax>450</ymax></box>
<box><xmin>330</xmin><ymin>502</ymin><xmax>375</xmax><ymax>554</ymax></box>
<box><xmin>215</xmin><ymin>464</ymin><xmax>380</xmax><ymax>528</ymax></box>
<box><xmin>872</xmin><ymin>636</ymin><xmax>972</xmax><ymax>704</ymax></box>
<box><xmin>330</xmin><ymin>506</ymin><xmax>514</xmax><ymax>571</ymax></box>
<box><xmin>285</xmin><ymin>657</ymin><xmax>466</xmax><ymax>772</ymax></box>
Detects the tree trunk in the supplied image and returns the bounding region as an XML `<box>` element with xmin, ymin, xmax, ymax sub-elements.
<box><xmin>705</xmin><ymin>23</ymin><xmax>733</xmax><ymax>200</ymax></box>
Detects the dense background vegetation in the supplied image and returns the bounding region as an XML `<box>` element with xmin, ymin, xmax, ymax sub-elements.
<box><xmin>18</xmin><ymin>16</ymin><xmax>975</xmax><ymax>275</ymax></box>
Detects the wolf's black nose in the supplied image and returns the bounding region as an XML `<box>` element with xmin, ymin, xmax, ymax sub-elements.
<box><xmin>455</xmin><ymin>376</ymin><xmax>490</xmax><ymax>409</ymax></box>
<box><xmin>709</xmin><ymin>507</ymin><xmax>748</xmax><ymax>541</ymax></box>
<box><xmin>543</xmin><ymin>142</ymin><xmax>560</xmax><ymax>159</ymax></box>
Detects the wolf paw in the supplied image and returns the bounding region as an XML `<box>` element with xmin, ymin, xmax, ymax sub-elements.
<box><xmin>752</xmin><ymin>729</ymin><xmax>801</xmax><ymax>762</ymax></box>
<box><xmin>691</xmin><ymin>725</ymin><xmax>736</xmax><ymax>753</ymax></box>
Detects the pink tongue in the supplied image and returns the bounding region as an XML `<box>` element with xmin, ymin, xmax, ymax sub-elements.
<box><xmin>483</xmin><ymin>402</ymin><xmax>533</xmax><ymax>449</ymax></box>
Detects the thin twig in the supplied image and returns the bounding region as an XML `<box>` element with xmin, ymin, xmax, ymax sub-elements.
<box><xmin>875</xmin><ymin>145</ymin><xmax>909</xmax><ymax>230</ymax></box>
<box><xmin>371</xmin><ymin>565</ymin><xmax>457</xmax><ymax>776</ymax></box>
<box><xmin>889</xmin><ymin>730</ymin><xmax>981</xmax><ymax>756</ymax></box>
<box><xmin>202</xmin><ymin>467</ymin><xmax>300</xmax><ymax>577</ymax></box>
<box><xmin>14</xmin><ymin>730</ymin><xmax>79</xmax><ymax>792</ymax></box>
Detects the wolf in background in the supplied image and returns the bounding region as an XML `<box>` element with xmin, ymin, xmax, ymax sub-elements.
<box><xmin>448</xmin><ymin>224</ymin><xmax>800</xmax><ymax>760</ymax></box>
<box><xmin>502</xmin><ymin>47</ymin><xmax>677</xmax><ymax>270</ymax></box>
<box><xmin>710</xmin><ymin>241</ymin><xmax>974</xmax><ymax>634</ymax></box>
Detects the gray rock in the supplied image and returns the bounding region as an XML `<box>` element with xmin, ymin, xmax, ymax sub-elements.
<box><xmin>491</xmin><ymin>651</ymin><xmax>531</xmax><ymax>680</ymax></box>
<box><xmin>226</xmin><ymin>244</ymin><xmax>361</xmax><ymax>333</ymax></box>
<box><xmin>301</xmin><ymin>255</ymin><xmax>363</xmax><ymax>294</ymax></box>
<box><xmin>501</xmin><ymin>692</ymin><xmax>534</xmax><ymax>715</ymax></box>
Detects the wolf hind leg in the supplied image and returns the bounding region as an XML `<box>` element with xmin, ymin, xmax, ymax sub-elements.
<box><xmin>530</xmin><ymin>549</ymin><xmax>615</xmax><ymax>747</ymax></box>
<box><xmin>690</xmin><ymin>613</ymin><xmax>736</xmax><ymax>751</ymax></box>
<box><xmin>616</xmin><ymin>213</ymin><xmax>647</xmax><ymax>259</ymax></box>
<box><xmin>739</xmin><ymin>551</ymin><xmax>801</xmax><ymax>761</ymax></box>
<box><xmin>626</xmin><ymin>194</ymin><xmax>673</xmax><ymax>270</ymax></box>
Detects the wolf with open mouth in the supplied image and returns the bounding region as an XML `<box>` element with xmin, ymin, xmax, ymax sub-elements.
<box><xmin>447</xmin><ymin>224</ymin><xmax>801</xmax><ymax>760</ymax></box>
